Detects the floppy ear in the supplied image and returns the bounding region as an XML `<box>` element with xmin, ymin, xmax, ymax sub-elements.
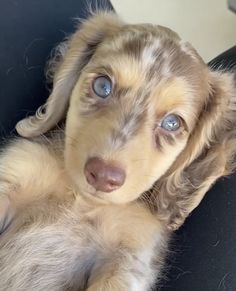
<box><xmin>16</xmin><ymin>12</ymin><xmax>122</xmax><ymax>137</ymax></box>
<box><xmin>147</xmin><ymin>70</ymin><xmax>236</xmax><ymax>231</ymax></box>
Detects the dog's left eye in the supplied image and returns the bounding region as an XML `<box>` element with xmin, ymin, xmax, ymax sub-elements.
<box><xmin>92</xmin><ymin>76</ymin><xmax>112</xmax><ymax>98</ymax></box>
<box><xmin>161</xmin><ymin>114</ymin><xmax>181</xmax><ymax>131</ymax></box>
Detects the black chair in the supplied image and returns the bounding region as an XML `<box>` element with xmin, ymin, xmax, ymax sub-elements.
<box><xmin>0</xmin><ymin>1</ymin><xmax>235</xmax><ymax>290</ymax></box>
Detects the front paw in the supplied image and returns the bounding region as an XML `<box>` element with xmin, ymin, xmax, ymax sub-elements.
<box><xmin>0</xmin><ymin>195</ymin><xmax>14</xmax><ymax>234</ymax></box>
<box><xmin>87</xmin><ymin>278</ymin><xmax>126</xmax><ymax>291</ymax></box>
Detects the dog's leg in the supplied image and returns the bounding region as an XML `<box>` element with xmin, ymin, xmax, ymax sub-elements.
<box><xmin>0</xmin><ymin>138</ymin><xmax>63</xmax><ymax>233</ymax></box>
<box><xmin>85</xmin><ymin>204</ymin><xmax>168</xmax><ymax>291</ymax></box>
<box><xmin>87</xmin><ymin>239</ymin><xmax>167</xmax><ymax>291</ymax></box>
<box><xmin>87</xmin><ymin>255</ymin><xmax>158</xmax><ymax>291</ymax></box>
<box><xmin>87</xmin><ymin>261</ymin><xmax>152</xmax><ymax>291</ymax></box>
<box><xmin>0</xmin><ymin>193</ymin><xmax>14</xmax><ymax>233</ymax></box>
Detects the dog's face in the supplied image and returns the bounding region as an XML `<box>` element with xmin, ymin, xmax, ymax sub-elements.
<box><xmin>16</xmin><ymin>13</ymin><xmax>236</xmax><ymax>226</ymax></box>
<box><xmin>64</xmin><ymin>22</ymin><xmax>209</xmax><ymax>204</ymax></box>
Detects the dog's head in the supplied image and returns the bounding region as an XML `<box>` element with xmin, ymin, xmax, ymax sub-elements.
<box><xmin>16</xmin><ymin>12</ymin><xmax>236</xmax><ymax>229</ymax></box>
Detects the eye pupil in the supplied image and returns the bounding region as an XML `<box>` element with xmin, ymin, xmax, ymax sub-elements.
<box><xmin>92</xmin><ymin>76</ymin><xmax>112</xmax><ymax>98</ymax></box>
<box><xmin>161</xmin><ymin>114</ymin><xmax>180</xmax><ymax>131</ymax></box>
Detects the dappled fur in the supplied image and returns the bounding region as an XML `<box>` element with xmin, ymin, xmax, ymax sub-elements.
<box><xmin>144</xmin><ymin>71</ymin><xmax>236</xmax><ymax>230</ymax></box>
<box><xmin>0</xmin><ymin>11</ymin><xmax>236</xmax><ymax>291</ymax></box>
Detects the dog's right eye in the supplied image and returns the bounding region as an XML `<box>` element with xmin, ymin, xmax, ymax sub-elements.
<box><xmin>161</xmin><ymin>114</ymin><xmax>181</xmax><ymax>131</ymax></box>
<box><xmin>92</xmin><ymin>76</ymin><xmax>112</xmax><ymax>98</ymax></box>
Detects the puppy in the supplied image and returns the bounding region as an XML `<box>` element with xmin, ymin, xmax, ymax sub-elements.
<box><xmin>0</xmin><ymin>11</ymin><xmax>236</xmax><ymax>291</ymax></box>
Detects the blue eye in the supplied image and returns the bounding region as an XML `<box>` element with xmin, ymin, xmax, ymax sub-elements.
<box><xmin>92</xmin><ymin>76</ymin><xmax>112</xmax><ymax>98</ymax></box>
<box><xmin>161</xmin><ymin>114</ymin><xmax>181</xmax><ymax>131</ymax></box>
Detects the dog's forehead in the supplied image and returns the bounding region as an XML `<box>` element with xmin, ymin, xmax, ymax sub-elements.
<box><xmin>80</xmin><ymin>26</ymin><xmax>209</xmax><ymax>147</ymax></box>
<box><xmin>86</xmin><ymin>24</ymin><xmax>209</xmax><ymax>135</ymax></box>
<box><xmin>98</xmin><ymin>24</ymin><xmax>206</xmax><ymax>92</ymax></box>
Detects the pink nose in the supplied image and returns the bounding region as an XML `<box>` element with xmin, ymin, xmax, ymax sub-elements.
<box><xmin>84</xmin><ymin>157</ymin><xmax>126</xmax><ymax>193</ymax></box>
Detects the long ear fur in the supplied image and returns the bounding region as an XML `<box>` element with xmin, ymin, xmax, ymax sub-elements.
<box><xmin>16</xmin><ymin>12</ymin><xmax>122</xmax><ymax>137</ymax></box>
<box><xmin>145</xmin><ymin>70</ymin><xmax>236</xmax><ymax>231</ymax></box>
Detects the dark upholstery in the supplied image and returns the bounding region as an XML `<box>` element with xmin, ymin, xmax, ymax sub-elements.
<box><xmin>0</xmin><ymin>1</ymin><xmax>235</xmax><ymax>290</ymax></box>
<box><xmin>0</xmin><ymin>0</ymin><xmax>113</xmax><ymax>137</ymax></box>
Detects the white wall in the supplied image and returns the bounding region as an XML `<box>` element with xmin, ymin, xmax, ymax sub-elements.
<box><xmin>111</xmin><ymin>0</ymin><xmax>236</xmax><ymax>61</ymax></box>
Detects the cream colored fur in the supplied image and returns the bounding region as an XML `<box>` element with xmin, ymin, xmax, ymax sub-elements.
<box><xmin>0</xmin><ymin>11</ymin><xmax>236</xmax><ymax>290</ymax></box>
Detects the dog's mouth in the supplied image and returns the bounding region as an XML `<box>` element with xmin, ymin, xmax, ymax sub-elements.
<box><xmin>77</xmin><ymin>183</ymin><xmax>112</xmax><ymax>204</ymax></box>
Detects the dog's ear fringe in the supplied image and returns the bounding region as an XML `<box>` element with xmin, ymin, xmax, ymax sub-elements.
<box><xmin>143</xmin><ymin>70</ymin><xmax>236</xmax><ymax>231</ymax></box>
<box><xmin>16</xmin><ymin>10</ymin><xmax>122</xmax><ymax>138</ymax></box>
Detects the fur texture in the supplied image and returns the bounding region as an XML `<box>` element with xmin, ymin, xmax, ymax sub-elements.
<box><xmin>0</xmin><ymin>11</ymin><xmax>236</xmax><ymax>290</ymax></box>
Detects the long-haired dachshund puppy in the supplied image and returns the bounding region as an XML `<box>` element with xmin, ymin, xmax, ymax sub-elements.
<box><xmin>0</xmin><ymin>11</ymin><xmax>236</xmax><ymax>291</ymax></box>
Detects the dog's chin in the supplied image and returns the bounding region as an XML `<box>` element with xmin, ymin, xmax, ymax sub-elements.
<box><xmin>81</xmin><ymin>191</ymin><xmax>110</xmax><ymax>205</ymax></box>
<box><xmin>74</xmin><ymin>181</ymin><xmax>113</xmax><ymax>205</ymax></box>
<box><xmin>74</xmin><ymin>180</ymin><xmax>141</xmax><ymax>205</ymax></box>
